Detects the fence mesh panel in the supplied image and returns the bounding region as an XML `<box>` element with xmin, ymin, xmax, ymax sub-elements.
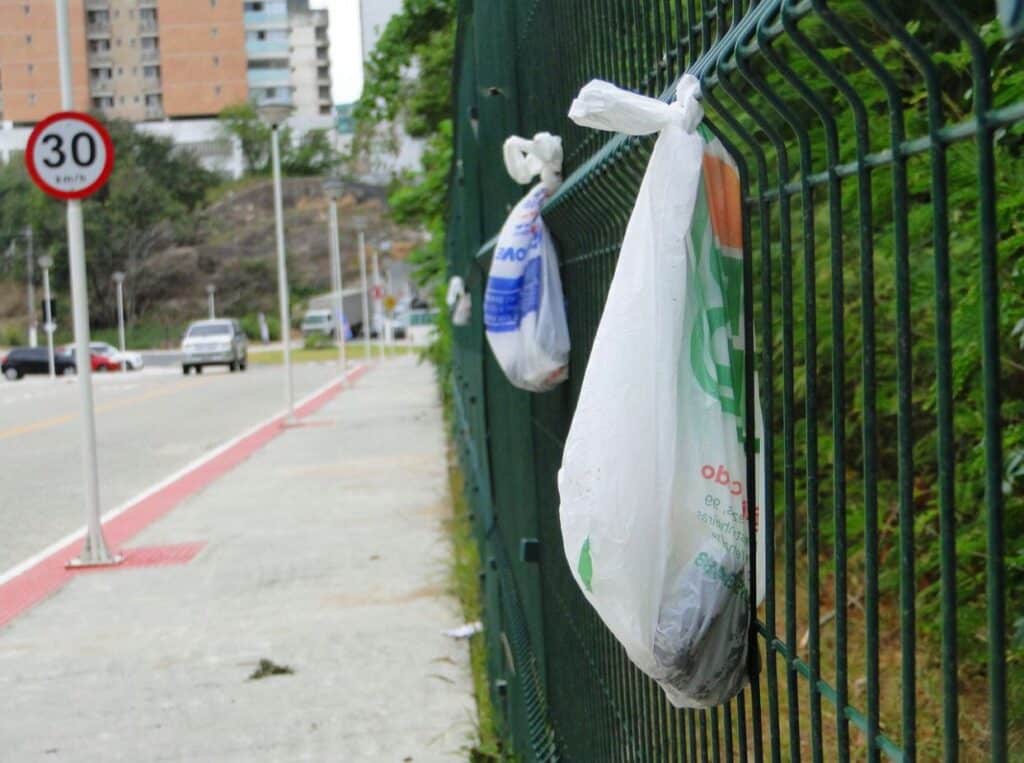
<box><xmin>446</xmin><ymin>1</ymin><xmax>1023</xmax><ymax>760</ymax></box>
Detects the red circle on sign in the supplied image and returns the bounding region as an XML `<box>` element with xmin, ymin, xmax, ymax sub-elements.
<box><xmin>25</xmin><ymin>111</ymin><xmax>115</xmax><ymax>201</ymax></box>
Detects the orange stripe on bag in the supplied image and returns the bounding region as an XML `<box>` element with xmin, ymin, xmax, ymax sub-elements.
<box><xmin>702</xmin><ymin>152</ymin><xmax>743</xmax><ymax>250</ymax></box>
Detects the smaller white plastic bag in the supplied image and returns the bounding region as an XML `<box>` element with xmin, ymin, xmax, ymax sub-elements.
<box><xmin>483</xmin><ymin>133</ymin><xmax>570</xmax><ymax>392</ymax></box>
<box><xmin>446</xmin><ymin>275</ymin><xmax>472</xmax><ymax>327</ymax></box>
<box><xmin>558</xmin><ymin>77</ymin><xmax>766</xmax><ymax>708</ymax></box>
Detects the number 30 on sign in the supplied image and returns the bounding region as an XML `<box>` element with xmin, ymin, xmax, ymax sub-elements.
<box><xmin>25</xmin><ymin>112</ymin><xmax>114</xmax><ymax>200</ymax></box>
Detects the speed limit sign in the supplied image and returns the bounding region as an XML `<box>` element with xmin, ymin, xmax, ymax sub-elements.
<box><xmin>25</xmin><ymin>111</ymin><xmax>114</xmax><ymax>200</ymax></box>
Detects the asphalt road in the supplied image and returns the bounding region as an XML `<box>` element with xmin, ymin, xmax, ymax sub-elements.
<box><xmin>0</xmin><ymin>362</ymin><xmax>343</xmax><ymax>573</ymax></box>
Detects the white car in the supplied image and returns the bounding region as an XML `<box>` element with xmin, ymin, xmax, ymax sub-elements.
<box><xmin>90</xmin><ymin>341</ymin><xmax>144</xmax><ymax>371</ymax></box>
<box><xmin>181</xmin><ymin>319</ymin><xmax>248</xmax><ymax>374</ymax></box>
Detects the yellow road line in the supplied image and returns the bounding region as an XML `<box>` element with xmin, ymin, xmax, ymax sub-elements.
<box><xmin>0</xmin><ymin>377</ymin><xmax>213</xmax><ymax>441</ymax></box>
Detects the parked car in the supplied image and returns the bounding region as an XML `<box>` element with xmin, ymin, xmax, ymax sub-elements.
<box><xmin>181</xmin><ymin>319</ymin><xmax>248</xmax><ymax>374</ymax></box>
<box><xmin>1</xmin><ymin>347</ymin><xmax>76</xmax><ymax>380</ymax></box>
<box><xmin>90</xmin><ymin>341</ymin><xmax>144</xmax><ymax>371</ymax></box>
<box><xmin>301</xmin><ymin>308</ymin><xmax>339</xmax><ymax>338</ymax></box>
<box><xmin>62</xmin><ymin>345</ymin><xmax>123</xmax><ymax>372</ymax></box>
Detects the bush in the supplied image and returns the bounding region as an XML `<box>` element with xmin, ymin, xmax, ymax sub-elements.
<box><xmin>0</xmin><ymin>324</ymin><xmax>24</xmax><ymax>347</ymax></box>
<box><xmin>239</xmin><ymin>312</ymin><xmax>280</xmax><ymax>342</ymax></box>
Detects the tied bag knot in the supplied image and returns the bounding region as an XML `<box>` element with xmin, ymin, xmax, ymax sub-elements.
<box><xmin>502</xmin><ymin>132</ymin><xmax>563</xmax><ymax>193</ymax></box>
<box><xmin>568</xmin><ymin>74</ymin><xmax>704</xmax><ymax>136</ymax></box>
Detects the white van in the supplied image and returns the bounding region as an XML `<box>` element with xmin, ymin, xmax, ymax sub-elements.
<box><xmin>301</xmin><ymin>308</ymin><xmax>338</xmax><ymax>338</ymax></box>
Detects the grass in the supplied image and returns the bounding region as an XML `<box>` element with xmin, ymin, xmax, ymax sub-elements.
<box><xmin>739</xmin><ymin>551</ymin><xmax>1000</xmax><ymax>761</ymax></box>
<box><xmin>248</xmin><ymin>343</ymin><xmax>414</xmax><ymax>365</ymax></box>
<box><xmin>445</xmin><ymin>447</ymin><xmax>507</xmax><ymax>762</ymax></box>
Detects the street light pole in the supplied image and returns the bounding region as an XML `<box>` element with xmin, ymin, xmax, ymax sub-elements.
<box><xmin>259</xmin><ymin>101</ymin><xmax>295</xmax><ymax>420</ymax></box>
<box><xmin>113</xmin><ymin>271</ymin><xmax>126</xmax><ymax>356</ymax></box>
<box><xmin>322</xmin><ymin>177</ymin><xmax>347</xmax><ymax>375</ymax></box>
<box><xmin>39</xmin><ymin>255</ymin><xmax>55</xmax><ymax>378</ymax></box>
<box><xmin>26</xmin><ymin>226</ymin><xmax>37</xmax><ymax>347</ymax></box>
<box><xmin>206</xmin><ymin>284</ymin><xmax>216</xmax><ymax>320</ymax></box>
<box><xmin>57</xmin><ymin>0</ymin><xmax>119</xmax><ymax>567</ymax></box>
<box><xmin>371</xmin><ymin>248</ymin><xmax>384</xmax><ymax>358</ymax></box>
<box><xmin>356</xmin><ymin>226</ymin><xmax>371</xmax><ymax>361</ymax></box>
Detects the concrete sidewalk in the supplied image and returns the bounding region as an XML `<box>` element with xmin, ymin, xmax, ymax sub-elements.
<box><xmin>0</xmin><ymin>356</ymin><xmax>476</xmax><ymax>762</ymax></box>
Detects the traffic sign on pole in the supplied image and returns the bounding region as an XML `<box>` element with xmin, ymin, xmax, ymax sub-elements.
<box><xmin>25</xmin><ymin>111</ymin><xmax>114</xmax><ymax>201</ymax></box>
<box><xmin>43</xmin><ymin>0</ymin><xmax>120</xmax><ymax>569</ymax></box>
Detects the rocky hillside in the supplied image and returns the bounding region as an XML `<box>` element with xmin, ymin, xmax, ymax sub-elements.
<box><xmin>139</xmin><ymin>177</ymin><xmax>420</xmax><ymax>324</ymax></box>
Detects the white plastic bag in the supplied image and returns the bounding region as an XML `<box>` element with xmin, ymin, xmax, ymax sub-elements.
<box><xmin>558</xmin><ymin>77</ymin><xmax>766</xmax><ymax>708</ymax></box>
<box><xmin>446</xmin><ymin>275</ymin><xmax>472</xmax><ymax>327</ymax></box>
<box><xmin>483</xmin><ymin>133</ymin><xmax>570</xmax><ymax>392</ymax></box>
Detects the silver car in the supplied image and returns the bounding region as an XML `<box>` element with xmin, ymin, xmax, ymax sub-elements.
<box><xmin>181</xmin><ymin>319</ymin><xmax>248</xmax><ymax>374</ymax></box>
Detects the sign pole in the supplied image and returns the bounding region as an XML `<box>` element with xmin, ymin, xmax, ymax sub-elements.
<box><xmin>55</xmin><ymin>0</ymin><xmax>118</xmax><ymax>567</ymax></box>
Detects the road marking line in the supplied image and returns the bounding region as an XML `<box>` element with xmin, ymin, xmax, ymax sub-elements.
<box><xmin>0</xmin><ymin>364</ymin><xmax>368</xmax><ymax>627</ymax></box>
<box><xmin>0</xmin><ymin>377</ymin><xmax>213</xmax><ymax>441</ymax></box>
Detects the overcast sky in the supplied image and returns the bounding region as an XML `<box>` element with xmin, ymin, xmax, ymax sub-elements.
<box><xmin>309</xmin><ymin>0</ymin><xmax>365</xmax><ymax>105</ymax></box>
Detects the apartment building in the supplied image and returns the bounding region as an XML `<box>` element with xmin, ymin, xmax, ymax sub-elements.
<box><xmin>0</xmin><ymin>0</ymin><xmax>332</xmax><ymax>125</ymax></box>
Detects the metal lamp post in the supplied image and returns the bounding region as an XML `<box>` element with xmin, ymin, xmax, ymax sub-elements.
<box><xmin>206</xmin><ymin>284</ymin><xmax>216</xmax><ymax>320</ymax></box>
<box><xmin>39</xmin><ymin>255</ymin><xmax>55</xmax><ymax>378</ymax></box>
<box><xmin>258</xmin><ymin>101</ymin><xmax>295</xmax><ymax>420</ymax></box>
<box><xmin>353</xmin><ymin>215</ymin><xmax>371</xmax><ymax>361</ymax></box>
<box><xmin>112</xmin><ymin>271</ymin><xmax>126</xmax><ymax>356</ymax></box>
<box><xmin>322</xmin><ymin>176</ymin><xmax>347</xmax><ymax>375</ymax></box>
<box><xmin>371</xmin><ymin>244</ymin><xmax>385</xmax><ymax>358</ymax></box>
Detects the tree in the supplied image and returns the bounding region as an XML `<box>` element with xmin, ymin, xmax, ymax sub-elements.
<box><xmin>219</xmin><ymin>104</ymin><xmax>341</xmax><ymax>176</ymax></box>
<box><xmin>0</xmin><ymin>118</ymin><xmax>221</xmax><ymax>327</ymax></box>
<box><xmin>352</xmin><ymin>0</ymin><xmax>455</xmax><ymax>282</ymax></box>
<box><xmin>219</xmin><ymin>103</ymin><xmax>271</xmax><ymax>175</ymax></box>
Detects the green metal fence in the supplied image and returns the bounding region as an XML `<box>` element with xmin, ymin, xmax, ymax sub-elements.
<box><xmin>446</xmin><ymin>1</ymin><xmax>1022</xmax><ymax>760</ymax></box>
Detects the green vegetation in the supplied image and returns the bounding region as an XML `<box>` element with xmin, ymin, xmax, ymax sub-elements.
<box><xmin>247</xmin><ymin>344</ymin><xmax>412</xmax><ymax>365</ymax></box>
<box><xmin>352</xmin><ymin>0</ymin><xmax>454</xmax><ymax>290</ymax></box>
<box><xmin>446</xmin><ymin>451</ymin><xmax>505</xmax><ymax>761</ymax></box>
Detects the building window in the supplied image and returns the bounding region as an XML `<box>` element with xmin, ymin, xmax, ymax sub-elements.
<box><xmin>117</xmin><ymin>67</ymin><xmax>123</xmax><ymax>75</ymax></box>
<box><xmin>25</xmin><ymin>34</ymin><xmax>31</xmax><ymax>44</ymax></box>
<box><xmin>28</xmin><ymin>93</ymin><xmax>36</xmax><ymax>104</ymax></box>
<box><xmin>119</xmin><ymin>96</ymin><xmax>125</xmax><ymax>104</ymax></box>
<box><xmin>143</xmin><ymin>65</ymin><xmax>159</xmax><ymax>78</ymax></box>
<box><xmin>130</xmin><ymin>39</ymin><xmax>135</xmax><ymax>47</ymax></box>
<box><xmin>23</xmin><ymin>4</ymin><xmax>29</xmax><ymax>15</ymax></box>
<box><xmin>27</xmin><ymin>63</ymin><xmax>33</xmax><ymax>73</ymax></box>
<box><xmin>257</xmin><ymin>30</ymin><xmax>266</xmax><ymax>40</ymax></box>
<box><xmin>214</xmin><ymin>85</ymin><xmax>222</xmax><ymax>95</ymax></box>
<box><xmin>210</xmin><ymin>0</ymin><xmax>217</xmax><ymax>6</ymax></box>
<box><xmin>211</xmin><ymin>26</ymin><xmax>218</xmax><ymax>36</ymax></box>
<box><xmin>213</xmin><ymin>56</ymin><xmax>220</xmax><ymax>66</ymax></box>
<box><xmin>116</xmin><ymin>38</ymin><xmax>122</xmax><ymax>47</ymax></box>
<box><xmin>134</xmin><ymin>95</ymin><xmax>139</xmax><ymax>103</ymax></box>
